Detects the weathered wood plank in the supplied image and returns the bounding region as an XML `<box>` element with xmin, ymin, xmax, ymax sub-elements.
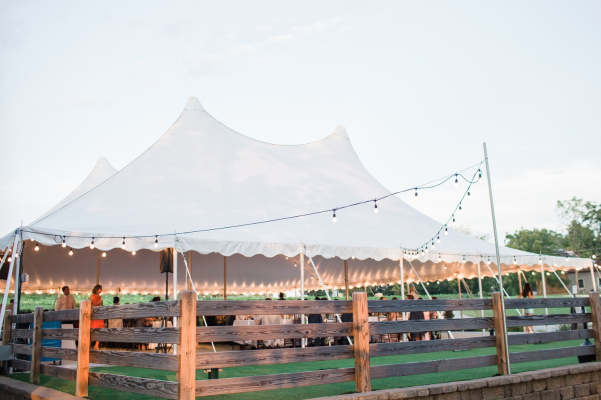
<box><xmin>353</xmin><ymin>292</ymin><xmax>370</xmax><ymax>393</ymax></box>
<box><xmin>10</xmin><ymin>359</ymin><xmax>31</xmax><ymax>372</ymax></box>
<box><xmin>505</xmin><ymin>297</ymin><xmax>590</xmax><ymax>310</ymax></box>
<box><xmin>2</xmin><ymin>310</ymin><xmax>12</xmax><ymax>345</ymax></box>
<box><xmin>370</xmin><ymin>354</ymin><xmax>498</xmax><ymax>379</ymax></box>
<box><xmin>196</xmin><ymin>300</ymin><xmax>352</xmax><ymax>316</ymax></box>
<box><xmin>90</xmin><ymin>327</ymin><xmax>179</xmax><ymax>344</ymax></box>
<box><xmin>196</xmin><ymin>323</ymin><xmax>352</xmax><ymax>343</ymax></box>
<box><xmin>195</xmin><ymin>368</ymin><xmax>355</xmax><ymax>397</ymax></box>
<box><xmin>178</xmin><ymin>291</ymin><xmax>197</xmax><ymax>400</ymax></box>
<box><xmin>507</xmin><ymin>329</ymin><xmax>594</xmax><ymax>346</ymax></box>
<box><xmin>91</xmin><ymin>300</ymin><xmax>180</xmax><ymax>320</ymax></box>
<box><xmin>510</xmin><ymin>345</ymin><xmax>596</xmax><ymax>364</ymax></box>
<box><xmin>11</xmin><ymin>329</ymin><xmax>33</xmax><ymax>339</ymax></box>
<box><xmin>40</xmin><ymin>363</ymin><xmax>77</xmax><ymax>382</ymax></box>
<box><xmin>76</xmin><ymin>300</ymin><xmax>91</xmax><ymax>398</ymax></box>
<box><xmin>492</xmin><ymin>292</ymin><xmax>509</xmax><ymax>375</ymax></box>
<box><xmin>12</xmin><ymin>344</ymin><xmax>32</xmax><ymax>356</ymax></box>
<box><xmin>11</xmin><ymin>313</ymin><xmax>33</xmax><ymax>324</ymax></box>
<box><xmin>42</xmin><ymin>309</ymin><xmax>80</xmax><ymax>322</ymax></box>
<box><xmin>197</xmin><ymin>345</ymin><xmax>354</xmax><ymax>369</ymax></box>
<box><xmin>369</xmin><ymin>318</ymin><xmax>494</xmax><ymax>334</ymax></box>
<box><xmin>370</xmin><ymin>335</ymin><xmax>496</xmax><ymax>358</ymax></box>
<box><xmin>30</xmin><ymin>307</ymin><xmax>43</xmax><ymax>384</ymax></box>
<box><xmin>588</xmin><ymin>292</ymin><xmax>601</xmax><ymax>361</ymax></box>
<box><xmin>506</xmin><ymin>313</ymin><xmax>591</xmax><ymax>327</ymax></box>
<box><xmin>89</xmin><ymin>372</ymin><xmax>178</xmax><ymax>400</ymax></box>
<box><xmin>43</xmin><ymin>328</ymin><xmax>79</xmax><ymax>340</ymax></box>
<box><xmin>368</xmin><ymin>298</ymin><xmax>493</xmax><ymax>313</ymax></box>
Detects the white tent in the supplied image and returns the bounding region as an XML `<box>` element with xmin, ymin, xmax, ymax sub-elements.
<box><xmin>0</xmin><ymin>98</ymin><xmax>592</xmax><ymax>295</ymax></box>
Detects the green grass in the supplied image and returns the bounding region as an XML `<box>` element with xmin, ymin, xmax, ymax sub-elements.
<box><xmin>8</xmin><ymin>339</ymin><xmax>594</xmax><ymax>400</ymax></box>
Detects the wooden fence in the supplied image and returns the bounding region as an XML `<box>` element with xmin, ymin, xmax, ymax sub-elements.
<box><xmin>1</xmin><ymin>291</ymin><xmax>600</xmax><ymax>400</ymax></box>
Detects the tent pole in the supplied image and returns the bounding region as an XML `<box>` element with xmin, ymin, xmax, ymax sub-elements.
<box><xmin>344</xmin><ymin>259</ymin><xmax>349</xmax><ymax>301</ymax></box>
<box><xmin>590</xmin><ymin>264</ymin><xmax>597</xmax><ymax>292</ymax></box>
<box><xmin>477</xmin><ymin>262</ymin><xmax>485</xmax><ymax>336</ymax></box>
<box><xmin>484</xmin><ymin>262</ymin><xmax>522</xmax><ymax>316</ymax></box>
<box><xmin>484</xmin><ymin>142</ymin><xmax>510</xmax><ymax>374</ymax></box>
<box><xmin>300</xmin><ymin>250</ymin><xmax>305</xmax><ymax>348</ymax></box>
<box><xmin>306</xmin><ymin>253</ymin><xmax>353</xmax><ymax>345</ymax></box>
<box><xmin>13</xmin><ymin>238</ymin><xmax>22</xmax><ymax>316</ymax></box>
<box><xmin>186</xmin><ymin>251</ymin><xmax>193</xmax><ymax>291</ymax></box>
<box><xmin>175</xmin><ymin>237</ymin><xmax>216</xmax><ymax>352</ymax></box>
<box><xmin>540</xmin><ymin>263</ymin><xmax>548</xmax><ymax>332</ymax></box>
<box><xmin>173</xmin><ymin>247</ymin><xmax>178</xmax><ymax>355</ymax></box>
<box><xmin>0</xmin><ymin>235</ymin><xmax>18</xmax><ymax>332</ymax></box>
<box><xmin>400</xmin><ymin>258</ymin><xmax>407</xmax><ymax>341</ymax></box>
<box><xmin>96</xmin><ymin>250</ymin><xmax>100</xmax><ymax>285</ymax></box>
<box><xmin>517</xmin><ymin>268</ymin><xmax>522</xmax><ymax>297</ymax></box>
<box><xmin>407</xmin><ymin>260</ymin><xmax>454</xmax><ymax>339</ymax></box>
<box><xmin>548</xmin><ymin>265</ymin><xmax>573</xmax><ymax>297</ymax></box>
<box><xmin>457</xmin><ymin>277</ymin><xmax>463</xmax><ymax>319</ymax></box>
<box><xmin>224</xmin><ymin>256</ymin><xmax>227</xmax><ymax>300</ymax></box>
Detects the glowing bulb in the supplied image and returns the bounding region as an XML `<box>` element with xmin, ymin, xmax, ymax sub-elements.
<box><xmin>452</xmin><ymin>218</ymin><xmax>456</xmax><ymax>226</ymax></box>
<box><xmin>69</xmin><ymin>248</ymin><xmax>73</xmax><ymax>256</ymax></box>
<box><xmin>566</xmin><ymin>256</ymin><xmax>569</xmax><ymax>261</ymax></box>
<box><xmin>352</xmin><ymin>256</ymin><xmax>355</xmax><ymax>259</ymax></box>
<box><xmin>593</xmin><ymin>255</ymin><xmax>597</xmax><ymax>259</ymax></box>
<box><xmin>421</xmin><ymin>249</ymin><xmax>424</xmax><ymax>256</ymax></box>
<box><xmin>34</xmin><ymin>243</ymin><xmax>39</xmax><ymax>251</ymax></box>
<box><xmin>462</xmin><ymin>256</ymin><xmax>465</xmax><ymax>263</ymax></box>
<box><xmin>374</xmin><ymin>202</ymin><xmax>378</xmax><ymax>213</ymax></box>
<box><xmin>121</xmin><ymin>238</ymin><xmax>126</xmax><ymax>250</ymax></box>
<box><xmin>459</xmin><ymin>205</ymin><xmax>463</xmax><ymax>214</ymax></box>
<box><xmin>439</xmin><ymin>254</ymin><xmax>442</xmax><ymax>261</ymax></box>
<box><xmin>513</xmin><ymin>257</ymin><xmax>516</xmax><ymax>264</ymax></box>
<box><xmin>285</xmin><ymin>256</ymin><xmax>288</xmax><ymax>259</ymax></box>
<box><xmin>532</xmin><ymin>271</ymin><xmax>535</xmax><ymax>275</ymax></box>
<box><xmin>437</xmin><ymin>236</ymin><xmax>440</xmax><ymax>243</ymax></box>
<box><xmin>427</xmin><ymin>282</ymin><xmax>429</xmax><ymax>285</ymax></box>
<box><xmin>539</xmin><ymin>257</ymin><xmax>542</xmax><ymax>264</ymax></box>
<box><xmin>467</xmin><ymin>192</ymin><xmax>471</xmax><ymax>200</ymax></box>
<box><xmin>414</xmin><ymin>189</ymin><xmax>418</xmax><ymax>201</ymax></box>
<box><xmin>154</xmin><ymin>236</ymin><xmax>158</xmax><ymax>248</ymax></box>
<box><xmin>478</xmin><ymin>171</ymin><xmax>482</xmax><ymax>181</ymax></box>
<box><xmin>7</xmin><ymin>257</ymin><xmax>11</xmax><ymax>262</ymax></box>
<box><xmin>445</xmin><ymin>227</ymin><xmax>449</xmax><ymax>235</ymax></box>
<box><xmin>90</xmin><ymin>238</ymin><xmax>95</xmax><ymax>249</ymax></box>
<box><xmin>431</xmin><ymin>241</ymin><xmax>435</xmax><ymax>249</ymax></box>
<box><xmin>425</xmin><ymin>246</ymin><xmax>428</xmax><ymax>253</ymax></box>
<box><xmin>487</xmin><ymin>256</ymin><xmax>491</xmax><ymax>265</ymax></box>
<box><xmin>561</xmin><ymin>271</ymin><xmax>565</xmax><ymax>275</ymax></box>
<box><xmin>132</xmin><ymin>251</ymin><xmax>136</xmax><ymax>255</ymax></box>
<box><xmin>546</xmin><ymin>272</ymin><xmax>550</xmax><ymax>276</ymax></box>
<box><xmin>454</xmin><ymin>176</ymin><xmax>458</xmax><ymax>187</ymax></box>
<box><xmin>62</xmin><ymin>237</ymin><xmax>66</xmax><ymax>248</ymax></box>
<box><xmin>437</xmin><ymin>280</ymin><xmax>440</xmax><ymax>284</ymax></box>
<box><xmin>332</xmin><ymin>211</ymin><xmax>337</xmax><ymax>222</ymax></box>
<box><xmin>102</xmin><ymin>252</ymin><xmax>106</xmax><ymax>257</ymax></box>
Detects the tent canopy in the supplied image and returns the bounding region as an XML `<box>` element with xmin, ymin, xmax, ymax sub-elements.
<box><xmin>0</xmin><ymin>98</ymin><xmax>591</xmax><ymax>293</ymax></box>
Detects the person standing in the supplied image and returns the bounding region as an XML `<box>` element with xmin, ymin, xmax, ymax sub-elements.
<box><xmin>520</xmin><ymin>283</ymin><xmax>535</xmax><ymax>333</ymax></box>
<box><xmin>90</xmin><ymin>285</ymin><xmax>105</xmax><ymax>350</ymax></box>
<box><xmin>55</xmin><ymin>286</ymin><xmax>76</xmax><ymax>311</ymax></box>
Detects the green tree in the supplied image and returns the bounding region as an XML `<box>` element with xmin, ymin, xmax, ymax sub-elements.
<box><xmin>557</xmin><ymin>198</ymin><xmax>600</xmax><ymax>257</ymax></box>
<box><xmin>505</xmin><ymin>228</ymin><xmax>564</xmax><ymax>255</ymax></box>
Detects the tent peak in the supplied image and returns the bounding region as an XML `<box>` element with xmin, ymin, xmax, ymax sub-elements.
<box><xmin>184</xmin><ymin>97</ymin><xmax>204</xmax><ymax>111</ymax></box>
<box><xmin>331</xmin><ymin>125</ymin><xmax>349</xmax><ymax>140</ymax></box>
<box><xmin>94</xmin><ymin>157</ymin><xmax>113</xmax><ymax>169</ymax></box>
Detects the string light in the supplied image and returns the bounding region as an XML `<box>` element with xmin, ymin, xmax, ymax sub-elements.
<box><xmin>593</xmin><ymin>255</ymin><xmax>597</xmax><ymax>259</ymax></box>
<box><xmin>467</xmin><ymin>192</ymin><xmax>471</xmax><ymax>200</ymax></box>
<box><xmin>445</xmin><ymin>227</ymin><xmax>449</xmax><ymax>235</ymax></box>
<box><xmin>531</xmin><ymin>271</ymin><xmax>535</xmax><ymax>275</ymax></box>
<box><xmin>487</xmin><ymin>256</ymin><xmax>491</xmax><ymax>265</ymax></box>
<box><xmin>7</xmin><ymin>257</ymin><xmax>11</xmax><ymax>262</ymax></box>
<box><xmin>425</xmin><ymin>246</ymin><xmax>429</xmax><ymax>253</ymax></box>
<box><xmin>459</xmin><ymin>205</ymin><xmax>463</xmax><ymax>214</ymax></box>
<box><xmin>437</xmin><ymin>236</ymin><xmax>440</xmax><ymax>243</ymax></box>
<box><xmin>34</xmin><ymin>243</ymin><xmax>39</xmax><ymax>251</ymax></box>
<box><xmin>68</xmin><ymin>248</ymin><xmax>73</xmax><ymax>256</ymax></box>
<box><xmin>154</xmin><ymin>236</ymin><xmax>158</xmax><ymax>248</ymax></box>
<box><xmin>62</xmin><ymin>237</ymin><xmax>66</xmax><ymax>248</ymax></box>
<box><xmin>462</xmin><ymin>256</ymin><xmax>465</xmax><ymax>263</ymax></box>
<box><xmin>454</xmin><ymin>175</ymin><xmax>458</xmax><ymax>187</ymax></box>
<box><xmin>374</xmin><ymin>202</ymin><xmax>378</xmax><ymax>214</ymax></box>
<box><xmin>514</xmin><ymin>256</ymin><xmax>517</xmax><ymax>264</ymax></box>
<box><xmin>132</xmin><ymin>251</ymin><xmax>136</xmax><ymax>255</ymax></box>
<box><xmin>478</xmin><ymin>171</ymin><xmax>482</xmax><ymax>181</ymax></box>
<box><xmin>102</xmin><ymin>252</ymin><xmax>107</xmax><ymax>257</ymax></box>
<box><xmin>431</xmin><ymin>241</ymin><xmax>435</xmax><ymax>249</ymax></box>
<box><xmin>121</xmin><ymin>238</ymin><xmax>126</xmax><ymax>250</ymax></box>
<box><xmin>452</xmin><ymin>217</ymin><xmax>456</xmax><ymax>226</ymax></box>
<box><xmin>443</xmin><ymin>264</ymin><xmax>447</xmax><ymax>269</ymax></box>
<box><xmin>90</xmin><ymin>238</ymin><xmax>95</xmax><ymax>249</ymax></box>
<box><xmin>414</xmin><ymin>189</ymin><xmax>418</xmax><ymax>201</ymax></box>
<box><xmin>332</xmin><ymin>210</ymin><xmax>337</xmax><ymax>223</ymax></box>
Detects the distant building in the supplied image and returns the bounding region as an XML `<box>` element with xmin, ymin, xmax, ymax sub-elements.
<box><xmin>566</xmin><ymin>268</ymin><xmax>600</xmax><ymax>294</ymax></box>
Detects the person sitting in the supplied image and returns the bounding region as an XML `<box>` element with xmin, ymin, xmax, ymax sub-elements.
<box><xmin>55</xmin><ymin>286</ymin><xmax>76</xmax><ymax>311</ymax></box>
<box><xmin>255</xmin><ymin>298</ymin><xmax>282</xmax><ymax>347</ymax></box>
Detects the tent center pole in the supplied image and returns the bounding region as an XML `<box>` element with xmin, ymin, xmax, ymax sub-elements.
<box><xmin>400</xmin><ymin>258</ymin><xmax>407</xmax><ymax>342</ymax></box>
<box><xmin>344</xmin><ymin>259</ymin><xmax>349</xmax><ymax>301</ymax></box>
<box><xmin>483</xmin><ymin>142</ymin><xmax>510</xmax><ymax>374</ymax></box>
<box><xmin>300</xmin><ymin>250</ymin><xmax>305</xmax><ymax>348</ymax></box>
<box><xmin>173</xmin><ymin>246</ymin><xmax>178</xmax><ymax>355</ymax></box>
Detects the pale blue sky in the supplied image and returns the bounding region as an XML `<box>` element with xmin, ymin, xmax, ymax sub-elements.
<box><xmin>1</xmin><ymin>1</ymin><xmax>599</xmax><ymax>240</ymax></box>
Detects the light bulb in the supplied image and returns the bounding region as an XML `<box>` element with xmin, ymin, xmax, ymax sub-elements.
<box><xmin>452</xmin><ymin>218</ymin><xmax>456</xmax><ymax>226</ymax></box>
<box><xmin>34</xmin><ymin>243</ymin><xmax>39</xmax><ymax>251</ymax></box>
<box><xmin>62</xmin><ymin>237</ymin><xmax>66</xmax><ymax>248</ymax></box>
<box><xmin>462</xmin><ymin>256</ymin><xmax>465</xmax><ymax>263</ymax></box>
<box><xmin>566</xmin><ymin>256</ymin><xmax>569</xmax><ymax>261</ymax></box>
<box><xmin>154</xmin><ymin>236</ymin><xmax>158</xmax><ymax>248</ymax></box>
<box><xmin>421</xmin><ymin>249</ymin><xmax>424</xmax><ymax>256</ymax></box>
<box><xmin>487</xmin><ymin>256</ymin><xmax>490</xmax><ymax>265</ymax></box>
<box><xmin>332</xmin><ymin>211</ymin><xmax>337</xmax><ymax>222</ymax></box>
<box><xmin>454</xmin><ymin>176</ymin><xmax>458</xmax><ymax>187</ymax></box>
<box><xmin>286</xmin><ymin>256</ymin><xmax>288</xmax><ymax>259</ymax></box>
<box><xmin>539</xmin><ymin>257</ymin><xmax>542</xmax><ymax>264</ymax></box>
<box><xmin>414</xmin><ymin>190</ymin><xmax>418</xmax><ymax>201</ymax></box>
<box><xmin>425</xmin><ymin>246</ymin><xmax>428</xmax><ymax>253</ymax></box>
<box><xmin>132</xmin><ymin>251</ymin><xmax>136</xmax><ymax>255</ymax></box>
<box><xmin>546</xmin><ymin>272</ymin><xmax>550</xmax><ymax>276</ymax></box>
<box><xmin>459</xmin><ymin>205</ymin><xmax>463</xmax><ymax>214</ymax></box>
<box><xmin>593</xmin><ymin>255</ymin><xmax>597</xmax><ymax>259</ymax></box>
<box><xmin>437</xmin><ymin>280</ymin><xmax>440</xmax><ymax>284</ymax></box>
<box><xmin>431</xmin><ymin>241</ymin><xmax>435</xmax><ymax>249</ymax></box>
<box><xmin>478</xmin><ymin>171</ymin><xmax>482</xmax><ymax>181</ymax></box>
<box><xmin>437</xmin><ymin>236</ymin><xmax>440</xmax><ymax>243</ymax></box>
<box><xmin>121</xmin><ymin>238</ymin><xmax>126</xmax><ymax>250</ymax></box>
<box><xmin>513</xmin><ymin>257</ymin><xmax>516</xmax><ymax>264</ymax></box>
<box><xmin>445</xmin><ymin>227</ymin><xmax>449</xmax><ymax>235</ymax></box>
<box><xmin>30</xmin><ymin>238</ymin><xmax>34</xmax><ymax>242</ymax></box>
<box><xmin>427</xmin><ymin>282</ymin><xmax>429</xmax><ymax>285</ymax></box>
<box><xmin>69</xmin><ymin>248</ymin><xmax>73</xmax><ymax>256</ymax></box>
<box><xmin>561</xmin><ymin>271</ymin><xmax>565</xmax><ymax>275</ymax></box>
<box><xmin>531</xmin><ymin>271</ymin><xmax>535</xmax><ymax>275</ymax></box>
<box><xmin>439</xmin><ymin>254</ymin><xmax>442</xmax><ymax>261</ymax></box>
<box><xmin>102</xmin><ymin>252</ymin><xmax>106</xmax><ymax>257</ymax></box>
<box><xmin>467</xmin><ymin>192</ymin><xmax>471</xmax><ymax>200</ymax></box>
<box><xmin>7</xmin><ymin>257</ymin><xmax>11</xmax><ymax>262</ymax></box>
<box><xmin>374</xmin><ymin>202</ymin><xmax>378</xmax><ymax>213</ymax></box>
<box><xmin>90</xmin><ymin>238</ymin><xmax>95</xmax><ymax>249</ymax></box>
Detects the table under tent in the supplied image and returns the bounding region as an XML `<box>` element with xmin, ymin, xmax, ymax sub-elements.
<box><xmin>0</xmin><ymin>98</ymin><xmax>593</xmax><ymax>325</ymax></box>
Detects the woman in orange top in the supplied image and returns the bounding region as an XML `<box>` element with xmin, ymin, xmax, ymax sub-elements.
<box><xmin>90</xmin><ymin>284</ymin><xmax>105</xmax><ymax>350</ymax></box>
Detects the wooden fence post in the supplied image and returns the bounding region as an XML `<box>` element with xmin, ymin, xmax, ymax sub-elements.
<box><xmin>76</xmin><ymin>300</ymin><xmax>91</xmax><ymax>397</ymax></box>
<box><xmin>492</xmin><ymin>292</ymin><xmax>509</xmax><ymax>375</ymax></box>
<box><xmin>178</xmin><ymin>291</ymin><xmax>197</xmax><ymax>400</ymax></box>
<box><xmin>30</xmin><ymin>306</ymin><xmax>43</xmax><ymax>384</ymax></box>
<box><xmin>352</xmin><ymin>292</ymin><xmax>371</xmax><ymax>392</ymax></box>
<box><xmin>588</xmin><ymin>292</ymin><xmax>601</xmax><ymax>361</ymax></box>
<box><xmin>2</xmin><ymin>309</ymin><xmax>12</xmax><ymax>372</ymax></box>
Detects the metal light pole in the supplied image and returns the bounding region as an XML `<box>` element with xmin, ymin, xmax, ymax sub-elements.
<box><xmin>483</xmin><ymin>143</ymin><xmax>511</xmax><ymax>374</ymax></box>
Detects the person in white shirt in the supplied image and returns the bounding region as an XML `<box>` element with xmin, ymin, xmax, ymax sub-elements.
<box><xmin>55</xmin><ymin>286</ymin><xmax>76</xmax><ymax>310</ymax></box>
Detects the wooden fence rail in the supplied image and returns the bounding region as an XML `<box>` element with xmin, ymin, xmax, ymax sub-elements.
<box><xmin>2</xmin><ymin>291</ymin><xmax>600</xmax><ymax>400</ymax></box>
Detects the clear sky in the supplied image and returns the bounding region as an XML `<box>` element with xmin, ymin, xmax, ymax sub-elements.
<box><xmin>1</xmin><ymin>1</ymin><xmax>599</xmax><ymax>242</ymax></box>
